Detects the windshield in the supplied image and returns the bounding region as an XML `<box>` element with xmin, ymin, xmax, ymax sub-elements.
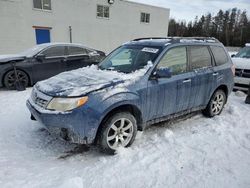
<box><xmin>99</xmin><ymin>45</ymin><xmax>161</xmax><ymax>73</ymax></box>
<box><xmin>19</xmin><ymin>44</ymin><xmax>49</xmax><ymax>57</ymax></box>
<box><xmin>235</xmin><ymin>47</ymin><xmax>250</xmax><ymax>58</ymax></box>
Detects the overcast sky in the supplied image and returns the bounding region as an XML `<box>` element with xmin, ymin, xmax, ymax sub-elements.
<box><xmin>131</xmin><ymin>0</ymin><xmax>250</xmax><ymax>21</ymax></box>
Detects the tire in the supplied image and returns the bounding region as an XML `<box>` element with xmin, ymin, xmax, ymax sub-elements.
<box><xmin>98</xmin><ymin>112</ymin><xmax>137</xmax><ymax>155</ymax></box>
<box><xmin>4</xmin><ymin>70</ymin><xmax>29</xmax><ymax>90</ymax></box>
<box><xmin>203</xmin><ymin>89</ymin><xmax>227</xmax><ymax>117</ymax></box>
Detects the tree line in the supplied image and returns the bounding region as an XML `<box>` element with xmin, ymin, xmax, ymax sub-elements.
<box><xmin>168</xmin><ymin>8</ymin><xmax>250</xmax><ymax>47</ymax></box>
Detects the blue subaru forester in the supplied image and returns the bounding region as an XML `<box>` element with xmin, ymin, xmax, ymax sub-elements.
<box><xmin>27</xmin><ymin>37</ymin><xmax>235</xmax><ymax>154</ymax></box>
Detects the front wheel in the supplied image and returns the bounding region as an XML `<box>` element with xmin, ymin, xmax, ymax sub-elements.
<box><xmin>203</xmin><ymin>90</ymin><xmax>227</xmax><ymax>117</ymax></box>
<box><xmin>98</xmin><ymin>112</ymin><xmax>137</xmax><ymax>154</ymax></box>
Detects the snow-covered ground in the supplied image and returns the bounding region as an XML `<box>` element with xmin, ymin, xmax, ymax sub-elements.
<box><xmin>0</xmin><ymin>88</ymin><xmax>250</xmax><ymax>188</ymax></box>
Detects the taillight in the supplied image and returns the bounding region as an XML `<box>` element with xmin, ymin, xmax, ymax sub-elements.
<box><xmin>231</xmin><ymin>64</ymin><xmax>236</xmax><ymax>76</ymax></box>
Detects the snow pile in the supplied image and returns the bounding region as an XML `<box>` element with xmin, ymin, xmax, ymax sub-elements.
<box><xmin>0</xmin><ymin>89</ymin><xmax>250</xmax><ymax>188</ymax></box>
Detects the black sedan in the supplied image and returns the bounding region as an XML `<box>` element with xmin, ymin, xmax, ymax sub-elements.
<box><xmin>0</xmin><ymin>43</ymin><xmax>106</xmax><ymax>89</ymax></box>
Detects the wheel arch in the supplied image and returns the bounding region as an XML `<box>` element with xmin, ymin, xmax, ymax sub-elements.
<box><xmin>211</xmin><ymin>84</ymin><xmax>229</xmax><ymax>104</ymax></box>
<box><xmin>94</xmin><ymin>103</ymin><xmax>143</xmax><ymax>144</ymax></box>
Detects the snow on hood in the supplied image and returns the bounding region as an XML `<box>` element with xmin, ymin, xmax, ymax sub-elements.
<box><xmin>36</xmin><ymin>63</ymin><xmax>153</xmax><ymax>97</ymax></box>
<box><xmin>0</xmin><ymin>54</ymin><xmax>26</xmax><ymax>63</ymax></box>
<box><xmin>232</xmin><ymin>57</ymin><xmax>250</xmax><ymax>70</ymax></box>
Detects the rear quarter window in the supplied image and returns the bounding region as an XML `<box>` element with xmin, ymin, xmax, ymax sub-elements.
<box><xmin>210</xmin><ymin>46</ymin><xmax>228</xmax><ymax>66</ymax></box>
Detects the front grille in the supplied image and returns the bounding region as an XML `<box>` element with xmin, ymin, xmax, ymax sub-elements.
<box><xmin>31</xmin><ymin>88</ymin><xmax>51</xmax><ymax>109</ymax></box>
<box><xmin>235</xmin><ymin>68</ymin><xmax>250</xmax><ymax>78</ymax></box>
<box><xmin>35</xmin><ymin>97</ymin><xmax>48</xmax><ymax>108</ymax></box>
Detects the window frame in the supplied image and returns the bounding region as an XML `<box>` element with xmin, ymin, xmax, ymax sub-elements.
<box><xmin>156</xmin><ymin>46</ymin><xmax>188</xmax><ymax>76</ymax></box>
<box><xmin>140</xmin><ymin>12</ymin><xmax>150</xmax><ymax>24</ymax></box>
<box><xmin>33</xmin><ymin>0</ymin><xmax>52</xmax><ymax>12</ymax></box>
<box><xmin>96</xmin><ymin>4</ymin><xmax>110</xmax><ymax>19</ymax></box>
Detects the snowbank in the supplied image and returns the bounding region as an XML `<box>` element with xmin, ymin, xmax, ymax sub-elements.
<box><xmin>0</xmin><ymin>89</ymin><xmax>250</xmax><ymax>188</ymax></box>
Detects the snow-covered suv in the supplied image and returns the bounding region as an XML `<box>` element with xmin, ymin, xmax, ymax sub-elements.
<box><xmin>27</xmin><ymin>37</ymin><xmax>234</xmax><ymax>154</ymax></box>
<box><xmin>232</xmin><ymin>44</ymin><xmax>250</xmax><ymax>92</ymax></box>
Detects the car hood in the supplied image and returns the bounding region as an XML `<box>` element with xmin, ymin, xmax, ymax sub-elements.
<box><xmin>36</xmin><ymin>64</ymin><xmax>152</xmax><ymax>97</ymax></box>
<box><xmin>0</xmin><ymin>54</ymin><xmax>26</xmax><ymax>63</ymax></box>
<box><xmin>232</xmin><ymin>57</ymin><xmax>250</xmax><ymax>70</ymax></box>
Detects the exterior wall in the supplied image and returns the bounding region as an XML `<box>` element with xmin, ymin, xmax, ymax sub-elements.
<box><xmin>0</xmin><ymin>0</ymin><xmax>170</xmax><ymax>54</ymax></box>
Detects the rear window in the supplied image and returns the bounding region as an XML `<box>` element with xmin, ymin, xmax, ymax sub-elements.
<box><xmin>210</xmin><ymin>46</ymin><xmax>228</xmax><ymax>66</ymax></box>
<box><xmin>68</xmin><ymin>46</ymin><xmax>87</xmax><ymax>55</ymax></box>
<box><xmin>189</xmin><ymin>46</ymin><xmax>212</xmax><ymax>70</ymax></box>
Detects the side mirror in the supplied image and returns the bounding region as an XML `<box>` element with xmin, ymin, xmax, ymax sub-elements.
<box><xmin>153</xmin><ymin>68</ymin><xmax>172</xmax><ymax>79</ymax></box>
<box><xmin>231</xmin><ymin>54</ymin><xmax>235</xmax><ymax>58</ymax></box>
<box><xmin>36</xmin><ymin>54</ymin><xmax>46</xmax><ymax>61</ymax></box>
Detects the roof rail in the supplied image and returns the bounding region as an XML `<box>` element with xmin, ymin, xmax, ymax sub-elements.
<box><xmin>132</xmin><ymin>37</ymin><xmax>220</xmax><ymax>43</ymax></box>
<box><xmin>132</xmin><ymin>37</ymin><xmax>172</xmax><ymax>41</ymax></box>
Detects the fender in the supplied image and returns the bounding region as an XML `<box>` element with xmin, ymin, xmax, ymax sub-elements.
<box><xmin>99</xmin><ymin>91</ymin><xmax>142</xmax><ymax>122</ymax></box>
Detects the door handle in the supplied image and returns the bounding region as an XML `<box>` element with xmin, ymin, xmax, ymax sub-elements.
<box><xmin>62</xmin><ymin>58</ymin><xmax>67</xmax><ymax>62</ymax></box>
<box><xmin>213</xmin><ymin>72</ymin><xmax>219</xmax><ymax>76</ymax></box>
<box><xmin>183</xmin><ymin>79</ymin><xmax>191</xmax><ymax>83</ymax></box>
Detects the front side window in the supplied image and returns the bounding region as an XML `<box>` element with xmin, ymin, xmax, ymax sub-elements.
<box><xmin>141</xmin><ymin>12</ymin><xmax>150</xmax><ymax>23</ymax></box>
<box><xmin>42</xmin><ymin>46</ymin><xmax>65</xmax><ymax>57</ymax></box>
<box><xmin>97</xmin><ymin>5</ymin><xmax>109</xmax><ymax>18</ymax></box>
<box><xmin>189</xmin><ymin>46</ymin><xmax>212</xmax><ymax>70</ymax></box>
<box><xmin>157</xmin><ymin>47</ymin><xmax>187</xmax><ymax>75</ymax></box>
<box><xmin>68</xmin><ymin>46</ymin><xmax>87</xmax><ymax>56</ymax></box>
<box><xmin>99</xmin><ymin>46</ymin><xmax>161</xmax><ymax>73</ymax></box>
<box><xmin>210</xmin><ymin>46</ymin><xmax>228</xmax><ymax>66</ymax></box>
<box><xmin>33</xmin><ymin>0</ymin><xmax>51</xmax><ymax>10</ymax></box>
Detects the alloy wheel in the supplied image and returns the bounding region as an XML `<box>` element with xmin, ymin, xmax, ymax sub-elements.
<box><xmin>211</xmin><ymin>93</ymin><xmax>225</xmax><ymax>115</ymax></box>
<box><xmin>106</xmin><ymin>118</ymin><xmax>134</xmax><ymax>150</ymax></box>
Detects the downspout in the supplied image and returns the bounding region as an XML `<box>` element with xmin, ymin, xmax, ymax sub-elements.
<box><xmin>69</xmin><ymin>26</ymin><xmax>72</xmax><ymax>43</ymax></box>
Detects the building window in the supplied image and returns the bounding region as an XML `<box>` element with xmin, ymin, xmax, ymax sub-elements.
<box><xmin>33</xmin><ymin>0</ymin><xmax>52</xmax><ymax>11</ymax></box>
<box><xmin>97</xmin><ymin>5</ymin><xmax>109</xmax><ymax>19</ymax></box>
<box><xmin>141</xmin><ymin>12</ymin><xmax>150</xmax><ymax>23</ymax></box>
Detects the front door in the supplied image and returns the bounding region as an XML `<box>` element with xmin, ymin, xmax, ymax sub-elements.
<box><xmin>33</xmin><ymin>46</ymin><xmax>67</xmax><ymax>82</ymax></box>
<box><xmin>146</xmin><ymin>46</ymin><xmax>194</xmax><ymax>121</ymax></box>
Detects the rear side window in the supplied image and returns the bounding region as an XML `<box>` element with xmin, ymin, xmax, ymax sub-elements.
<box><xmin>42</xmin><ymin>46</ymin><xmax>65</xmax><ymax>57</ymax></box>
<box><xmin>189</xmin><ymin>46</ymin><xmax>212</xmax><ymax>70</ymax></box>
<box><xmin>68</xmin><ymin>46</ymin><xmax>87</xmax><ymax>55</ymax></box>
<box><xmin>157</xmin><ymin>47</ymin><xmax>187</xmax><ymax>75</ymax></box>
<box><xmin>210</xmin><ymin>46</ymin><xmax>228</xmax><ymax>66</ymax></box>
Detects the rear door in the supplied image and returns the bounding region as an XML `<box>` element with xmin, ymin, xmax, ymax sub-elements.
<box><xmin>66</xmin><ymin>46</ymin><xmax>95</xmax><ymax>71</ymax></box>
<box><xmin>188</xmin><ymin>45</ymin><xmax>214</xmax><ymax>108</ymax></box>
<box><xmin>33</xmin><ymin>46</ymin><xmax>67</xmax><ymax>81</ymax></box>
<box><xmin>210</xmin><ymin>45</ymin><xmax>233</xmax><ymax>91</ymax></box>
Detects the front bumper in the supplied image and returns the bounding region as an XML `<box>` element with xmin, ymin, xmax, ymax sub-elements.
<box><xmin>234</xmin><ymin>76</ymin><xmax>250</xmax><ymax>92</ymax></box>
<box><xmin>26</xmin><ymin>99</ymin><xmax>101</xmax><ymax>144</ymax></box>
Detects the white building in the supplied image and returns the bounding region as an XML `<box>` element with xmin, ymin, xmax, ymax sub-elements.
<box><xmin>0</xmin><ymin>0</ymin><xmax>170</xmax><ymax>54</ymax></box>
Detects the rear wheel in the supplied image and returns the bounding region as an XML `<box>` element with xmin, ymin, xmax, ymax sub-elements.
<box><xmin>98</xmin><ymin>112</ymin><xmax>137</xmax><ymax>154</ymax></box>
<box><xmin>203</xmin><ymin>89</ymin><xmax>226</xmax><ymax>117</ymax></box>
<box><xmin>4</xmin><ymin>70</ymin><xmax>29</xmax><ymax>90</ymax></box>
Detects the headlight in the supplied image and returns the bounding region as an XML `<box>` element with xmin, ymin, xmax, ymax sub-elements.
<box><xmin>47</xmin><ymin>96</ymin><xmax>88</xmax><ymax>112</ymax></box>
